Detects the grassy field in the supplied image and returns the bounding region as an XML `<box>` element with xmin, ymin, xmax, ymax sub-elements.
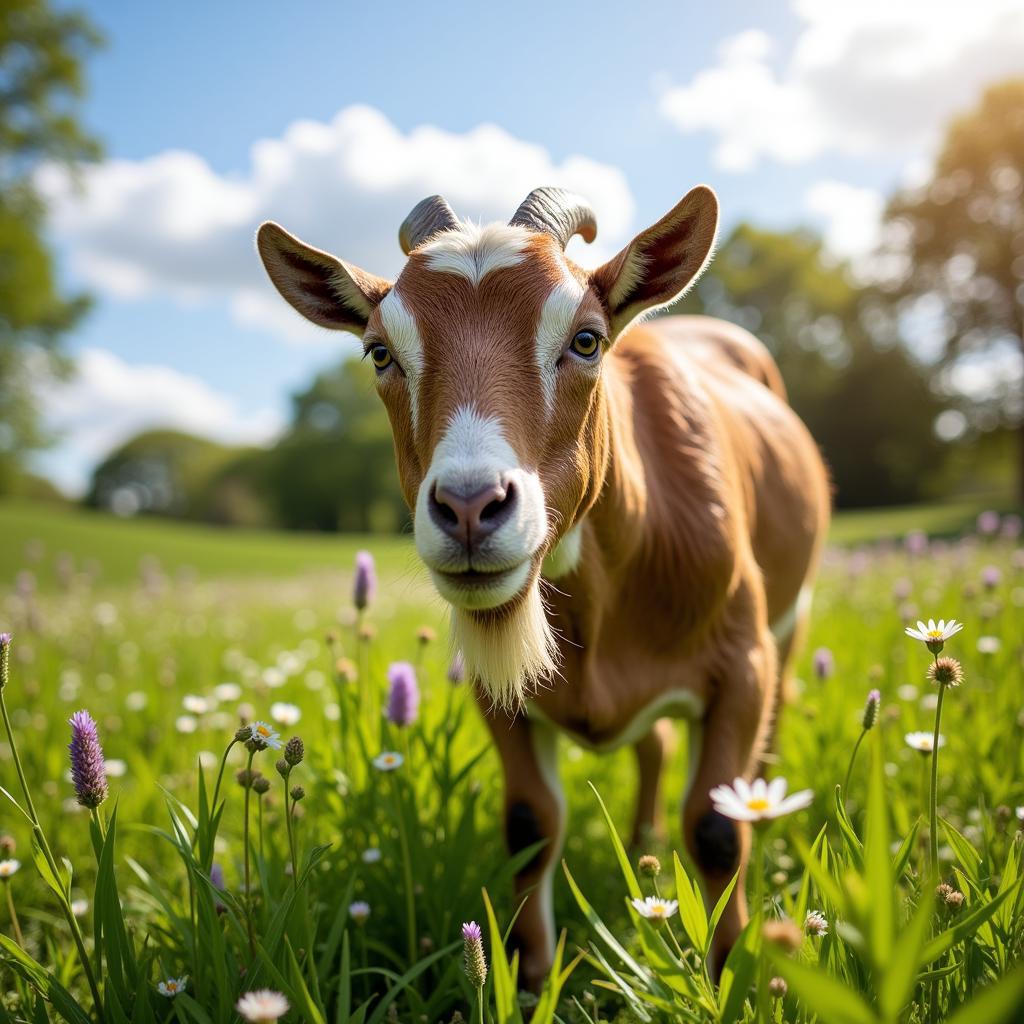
<box><xmin>0</xmin><ymin>499</ymin><xmax>1022</xmax><ymax>1022</ymax></box>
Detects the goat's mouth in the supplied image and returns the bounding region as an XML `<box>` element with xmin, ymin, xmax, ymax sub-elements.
<box><xmin>429</xmin><ymin>560</ymin><xmax>533</xmax><ymax>611</ymax></box>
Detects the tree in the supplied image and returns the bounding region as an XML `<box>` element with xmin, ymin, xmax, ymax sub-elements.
<box><xmin>672</xmin><ymin>224</ymin><xmax>948</xmax><ymax>507</ymax></box>
<box><xmin>883</xmin><ymin>78</ymin><xmax>1024</xmax><ymax>498</ymax></box>
<box><xmin>0</xmin><ymin>0</ymin><xmax>102</xmax><ymax>494</ymax></box>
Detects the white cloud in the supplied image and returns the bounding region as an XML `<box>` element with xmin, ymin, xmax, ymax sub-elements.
<box><xmin>35</xmin><ymin>347</ymin><xmax>283</xmax><ymax>495</ymax></box>
<box><xmin>658</xmin><ymin>0</ymin><xmax>1024</xmax><ymax>172</ymax></box>
<box><xmin>38</xmin><ymin>106</ymin><xmax>636</xmax><ymax>345</ymax></box>
<box><xmin>804</xmin><ymin>179</ymin><xmax>885</xmax><ymax>259</ymax></box>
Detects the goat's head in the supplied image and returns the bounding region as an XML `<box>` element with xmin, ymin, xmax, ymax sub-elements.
<box><xmin>257</xmin><ymin>186</ymin><xmax>719</xmax><ymax>708</ymax></box>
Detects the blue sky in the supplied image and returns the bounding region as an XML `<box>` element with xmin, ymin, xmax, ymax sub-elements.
<box><xmin>36</xmin><ymin>0</ymin><xmax>1024</xmax><ymax>492</ymax></box>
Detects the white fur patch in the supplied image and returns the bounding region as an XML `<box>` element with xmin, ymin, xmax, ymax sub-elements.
<box><xmin>542</xmin><ymin>523</ymin><xmax>583</xmax><ymax>579</ymax></box>
<box><xmin>378</xmin><ymin>288</ymin><xmax>424</xmax><ymax>429</ymax></box>
<box><xmin>420</xmin><ymin>223</ymin><xmax>533</xmax><ymax>285</ymax></box>
<box><xmin>534</xmin><ymin>275</ymin><xmax>586</xmax><ymax>410</ymax></box>
<box><xmin>451</xmin><ymin>584</ymin><xmax>559</xmax><ymax>711</ymax></box>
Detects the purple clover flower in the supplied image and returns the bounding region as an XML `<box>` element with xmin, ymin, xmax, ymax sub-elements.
<box><xmin>461</xmin><ymin>921</ymin><xmax>487</xmax><ymax>987</ymax></box>
<box><xmin>68</xmin><ymin>710</ymin><xmax>108</xmax><ymax>809</ymax></box>
<box><xmin>447</xmin><ymin>650</ymin><xmax>465</xmax><ymax>685</ymax></box>
<box><xmin>977</xmin><ymin>510</ymin><xmax>1000</xmax><ymax>536</ymax></box>
<box><xmin>812</xmin><ymin>647</ymin><xmax>834</xmax><ymax>681</ymax></box>
<box><xmin>386</xmin><ymin>662</ymin><xmax>419</xmax><ymax>727</ymax></box>
<box><xmin>353</xmin><ymin>551</ymin><xmax>377</xmax><ymax>611</ymax></box>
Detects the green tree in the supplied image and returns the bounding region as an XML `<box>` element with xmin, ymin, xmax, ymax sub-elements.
<box><xmin>883</xmin><ymin>77</ymin><xmax>1024</xmax><ymax>498</ymax></box>
<box><xmin>0</xmin><ymin>0</ymin><xmax>102</xmax><ymax>494</ymax></box>
<box><xmin>673</xmin><ymin>224</ymin><xmax>948</xmax><ymax>507</ymax></box>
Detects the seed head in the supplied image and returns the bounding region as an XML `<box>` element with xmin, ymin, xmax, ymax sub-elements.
<box><xmin>275</xmin><ymin>758</ymin><xmax>289</xmax><ymax>778</ymax></box>
<box><xmin>0</xmin><ymin>835</ymin><xmax>15</xmax><ymax>856</ymax></box>
<box><xmin>768</xmin><ymin>976</ymin><xmax>788</xmax><ymax>998</ymax></box>
<box><xmin>638</xmin><ymin>854</ymin><xmax>661</xmax><ymax>877</ymax></box>
<box><xmin>416</xmin><ymin>626</ymin><xmax>436</xmax><ymax>645</ymax></box>
<box><xmin>461</xmin><ymin>921</ymin><xmax>488</xmax><ymax>988</ymax></box>
<box><xmin>290</xmin><ymin>785</ymin><xmax>305</xmax><ymax>802</ymax></box>
<box><xmin>235</xmin><ymin>725</ymin><xmax>252</xmax><ymax>742</ymax></box>
<box><xmin>284</xmin><ymin>736</ymin><xmax>304</xmax><ymax>766</ymax></box>
<box><xmin>862</xmin><ymin>689</ymin><xmax>881</xmax><ymax>730</ymax></box>
<box><xmin>335</xmin><ymin>657</ymin><xmax>358</xmax><ymax>684</ymax></box>
<box><xmin>762</xmin><ymin>918</ymin><xmax>803</xmax><ymax>952</ymax></box>
<box><xmin>68</xmin><ymin>710</ymin><xmax>108</xmax><ymax>809</ymax></box>
<box><xmin>0</xmin><ymin>632</ymin><xmax>11</xmax><ymax>689</ymax></box>
<box><xmin>236</xmin><ymin>768</ymin><xmax>257</xmax><ymax>789</ymax></box>
<box><xmin>353</xmin><ymin>551</ymin><xmax>377</xmax><ymax>611</ymax></box>
<box><xmin>927</xmin><ymin>657</ymin><xmax>964</xmax><ymax>688</ymax></box>
<box><xmin>253</xmin><ymin>775</ymin><xmax>271</xmax><ymax>795</ymax></box>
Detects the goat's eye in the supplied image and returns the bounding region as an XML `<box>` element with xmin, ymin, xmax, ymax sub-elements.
<box><xmin>569</xmin><ymin>330</ymin><xmax>601</xmax><ymax>359</ymax></box>
<box><xmin>369</xmin><ymin>344</ymin><xmax>393</xmax><ymax>370</ymax></box>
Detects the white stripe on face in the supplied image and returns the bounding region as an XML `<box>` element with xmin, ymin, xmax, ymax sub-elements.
<box><xmin>378</xmin><ymin>288</ymin><xmax>423</xmax><ymax>430</ymax></box>
<box><xmin>420</xmin><ymin>223</ymin><xmax>533</xmax><ymax>285</ymax></box>
<box><xmin>534</xmin><ymin>274</ymin><xmax>586</xmax><ymax>411</ymax></box>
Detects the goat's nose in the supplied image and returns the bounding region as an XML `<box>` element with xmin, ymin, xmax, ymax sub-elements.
<box><xmin>429</xmin><ymin>479</ymin><xmax>517</xmax><ymax>548</ymax></box>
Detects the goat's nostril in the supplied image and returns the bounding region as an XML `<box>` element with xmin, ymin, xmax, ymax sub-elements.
<box><xmin>480</xmin><ymin>481</ymin><xmax>514</xmax><ymax>522</ymax></box>
<box><xmin>430</xmin><ymin>483</ymin><xmax>459</xmax><ymax>526</ymax></box>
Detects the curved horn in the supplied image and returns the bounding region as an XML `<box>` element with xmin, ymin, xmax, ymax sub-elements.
<box><xmin>509</xmin><ymin>187</ymin><xmax>597</xmax><ymax>248</ymax></box>
<box><xmin>399</xmin><ymin>195</ymin><xmax>459</xmax><ymax>254</ymax></box>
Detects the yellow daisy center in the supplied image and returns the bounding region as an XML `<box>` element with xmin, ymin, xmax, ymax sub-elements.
<box><xmin>927</xmin><ymin>630</ymin><xmax>943</xmax><ymax>639</ymax></box>
<box><xmin>256</xmin><ymin>725</ymin><xmax>271</xmax><ymax>737</ymax></box>
<box><xmin>747</xmin><ymin>798</ymin><xmax>770</xmax><ymax>811</ymax></box>
<box><xmin>167</xmin><ymin>982</ymin><xmax>178</xmax><ymax>992</ymax></box>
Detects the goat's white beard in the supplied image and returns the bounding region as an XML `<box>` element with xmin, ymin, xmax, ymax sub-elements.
<box><xmin>451</xmin><ymin>580</ymin><xmax>559</xmax><ymax>711</ymax></box>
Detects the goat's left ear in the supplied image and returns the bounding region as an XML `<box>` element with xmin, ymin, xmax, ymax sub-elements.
<box><xmin>592</xmin><ymin>185</ymin><xmax>719</xmax><ymax>338</ymax></box>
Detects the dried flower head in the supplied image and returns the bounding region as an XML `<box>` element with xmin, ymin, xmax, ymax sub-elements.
<box><xmin>290</xmin><ymin>785</ymin><xmax>305</xmax><ymax>802</ymax></box>
<box><xmin>638</xmin><ymin>854</ymin><xmax>661</xmax><ymax>877</ymax></box>
<box><xmin>386</xmin><ymin>662</ymin><xmax>420</xmax><ymax>728</ymax></box>
<box><xmin>353</xmin><ymin>551</ymin><xmax>377</xmax><ymax>611</ymax></box>
<box><xmin>335</xmin><ymin>657</ymin><xmax>358</xmax><ymax>684</ymax></box>
<box><xmin>275</xmin><ymin>758</ymin><xmax>289</xmax><ymax>779</ymax></box>
<box><xmin>284</xmin><ymin>736</ymin><xmax>304</xmax><ymax>767</ymax></box>
<box><xmin>0</xmin><ymin>835</ymin><xmax>15</xmax><ymax>856</ymax></box>
<box><xmin>461</xmin><ymin>921</ymin><xmax>488</xmax><ymax>987</ymax></box>
<box><xmin>68</xmin><ymin>710</ymin><xmax>109</xmax><ymax>809</ymax></box>
<box><xmin>862</xmin><ymin>689</ymin><xmax>881</xmax><ymax>730</ymax></box>
<box><xmin>0</xmin><ymin>632</ymin><xmax>10</xmax><ymax>689</ymax></box>
<box><xmin>252</xmin><ymin>775</ymin><xmax>271</xmax><ymax>796</ymax></box>
<box><xmin>927</xmin><ymin>657</ymin><xmax>964</xmax><ymax>688</ymax></box>
<box><xmin>236</xmin><ymin>768</ymin><xmax>258</xmax><ymax>789</ymax></box>
<box><xmin>768</xmin><ymin>976</ymin><xmax>788</xmax><ymax>998</ymax></box>
<box><xmin>416</xmin><ymin>626</ymin><xmax>436</xmax><ymax>645</ymax></box>
<box><xmin>762</xmin><ymin>918</ymin><xmax>803</xmax><ymax>952</ymax></box>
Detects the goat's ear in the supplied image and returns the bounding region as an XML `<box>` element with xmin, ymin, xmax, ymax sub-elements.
<box><xmin>256</xmin><ymin>222</ymin><xmax>392</xmax><ymax>336</ymax></box>
<box><xmin>591</xmin><ymin>186</ymin><xmax>718</xmax><ymax>338</ymax></box>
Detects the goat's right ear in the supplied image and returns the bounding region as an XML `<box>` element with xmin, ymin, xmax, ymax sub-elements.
<box><xmin>256</xmin><ymin>222</ymin><xmax>392</xmax><ymax>336</ymax></box>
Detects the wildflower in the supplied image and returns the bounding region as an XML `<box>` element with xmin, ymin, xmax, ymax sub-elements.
<box><xmin>358</xmin><ymin>623</ymin><xmax>377</xmax><ymax>642</ymax></box>
<box><xmin>373</xmin><ymin>751</ymin><xmax>404</xmax><ymax>771</ymax></box>
<box><xmin>349</xmin><ymin>900</ymin><xmax>371</xmax><ymax>923</ymax></box>
<box><xmin>812</xmin><ymin>647</ymin><xmax>834</xmax><ymax>680</ymax></box>
<box><xmin>709</xmin><ymin>777</ymin><xmax>813</xmax><ymax>823</ymax></box>
<box><xmin>0</xmin><ymin>632</ymin><xmax>10</xmax><ymax>689</ymax></box>
<box><xmin>927</xmin><ymin>657</ymin><xmax>964</xmax><ymax>688</ymax></box>
<box><xmin>904</xmin><ymin>531</ymin><xmax>928</xmax><ymax>556</ymax></box>
<box><xmin>105</xmin><ymin>759</ymin><xmax>127</xmax><ymax>778</ymax></box>
<box><xmin>769</xmin><ymin>976</ymin><xmax>788</xmax><ymax>998</ymax></box>
<box><xmin>977</xmin><ymin>636</ymin><xmax>1001</xmax><ymax>655</ymax></box>
<box><xmin>976</xmin><ymin>510</ymin><xmax>1000</xmax><ymax>535</ymax></box>
<box><xmin>946</xmin><ymin>890</ymin><xmax>965</xmax><ymax>909</ymax></box>
<box><xmin>416</xmin><ymin>626</ymin><xmax>436</xmax><ymax>645</ymax></box>
<box><xmin>630</xmin><ymin>895</ymin><xmax>679</xmax><ymax>922</ymax></box>
<box><xmin>335</xmin><ymin>657</ymin><xmax>358</xmax><ymax>683</ymax></box>
<box><xmin>68</xmin><ymin>710</ymin><xmax>108</xmax><ymax>809</ymax></box>
<box><xmin>0</xmin><ymin>859</ymin><xmax>20</xmax><ymax>879</ymax></box>
<box><xmin>275</xmin><ymin>758</ymin><xmax>289</xmax><ymax>779</ymax></box>
<box><xmin>157</xmin><ymin>976</ymin><xmax>188</xmax><ymax>997</ymax></box>
<box><xmin>0</xmin><ymin>835</ymin><xmax>15</xmax><ymax>855</ymax></box>
<box><xmin>290</xmin><ymin>785</ymin><xmax>305</xmax><ymax>802</ymax></box>
<box><xmin>905</xmin><ymin>731</ymin><xmax>946</xmax><ymax>754</ymax></box>
<box><xmin>862</xmin><ymin>689</ymin><xmax>881</xmax><ymax>730</ymax></box>
<box><xmin>1016</xmin><ymin>807</ymin><xmax>1024</xmax><ymax>822</ymax></box>
<box><xmin>284</xmin><ymin>735</ymin><xmax>304</xmax><ymax>767</ymax></box>
<box><xmin>448</xmin><ymin>650</ymin><xmax>465</xmax><ymax>684</ymax></box>
<box><xmin>182</xmin><ymin>695</ymin><xmax>208</xmax><ymax>714</ymax></box>
<box><xmin>215</xmin><ymin>682</ymin><xmax>242</xmax><ymax>702</ymax></box>
<box><xmin>981</xmin><ymin>566</ymin><xmax>1002</xmax><ymax>590</ymax></box>
<box><xmin>236</xmin><ymin>989</ymin><xmax>290</xmax><ymax>1022</ymax></box>
<box><xmin>638</xmin><ymin>854</ymin><xmax>661</xmax><ymax>877</ymax></box>
<box><xmin>804</xmin><ymin>910</ymin><xmax>828</xmax><ymax>936</ymax></box>
<box><xmin>270</xmin><ymin>702</ymin><xmax>301</xmax><ymax>726</ymax></box>
<box><xmin>253</xmin><ymin>776</ymin><xmax>271</xmax><ymax>796</ymax></box>
<box><xmin>462</xmin><ymin>921</ymin><xmax>488</xmax><ymax>987</ymax></box>
<box><xmin>175</xmin><ymin>715</ymin><xmax>198</xmax><ymax>734</ymax></box>
<box><xmin>236</xmin><ymin>769</ymin><xmax>259</xmax><ymax>789</ymax></box>
<box><xmin>362</xmin><ymin>847</ymin><xmax>382</xmax><ymax>864</ymax></box>
<box><xmin>762</xmin><ymin>918</ymin><xmax>803</xmax><ymax>951</ymax></box>
<box><xmin>71</xmin><ymin>898</ymin><xmax>89</xmax><ymax>916</ymax></box>
<box><xmin>386</xmin><ymin>662</ymin><xmax>420</xmax><ymax>727</ymax></box>
<box><xmin>353</xmin><ymin>551</ymin><xmax>377</xmax><ymax>611</ymax></box>
<box><xmin>245</xmin><ymin>721</ymin><xmax>283</xmax><ymax>751</ymax></box>
<box><xmin>904</xmin><ymin>618</ymin><xmax>964</xmax><ymax>654</ymax></box>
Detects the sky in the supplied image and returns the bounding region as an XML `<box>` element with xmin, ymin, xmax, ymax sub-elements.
<box><xmin>34</xmin><ymin>0</ymin><xmax>1024</xmax><ymax>494</ymax></box>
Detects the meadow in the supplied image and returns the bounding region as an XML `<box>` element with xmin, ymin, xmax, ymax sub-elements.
<box><xmin>0</xmin><ymin>499</ymin><xmax>1022</xmax><ymax>1023</ymax></box>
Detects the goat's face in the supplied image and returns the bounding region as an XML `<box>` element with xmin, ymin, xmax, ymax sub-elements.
<box><xmin>258</xmin><ymin>187</ymin><xmax>718</xmax><ymax>706</ymax></box>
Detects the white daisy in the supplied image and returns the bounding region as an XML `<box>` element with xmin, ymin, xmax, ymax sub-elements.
<box><xmin>0</xmin><ymin>859</ymin><xmax>20</xmax><ymax>879</ymax></box>
<box><xmin>361</xmin><ymin>847</ymin><xmax>382</xmax><ymax>864</ymax></box>
<box><xmin>236</xmin><ymin>989</ymin><xmax>290</xmax><ymax>1022</ymax></box>
<box><xmin>630</xmin><ymin>895</ymin><xmax>679</xmax><ymax>922</ymax></box>
<box><xmin>977</xmin><ymin>636</ymin><xmax>1000</xmax><ymax>655</ymax></box>
<box><xmin>905</xmin><ymin>731</ymin><xmax>946</xmax><ymax>754</ymax></box>
<box><xmin>904</xmin><ymin>618</ymin><xmax>964</xmax><ymax>651</ymax></box>
<box><xmin>1016</xmin><ymin>807</ymin><xmax>1024</xmax><ymax>821</ymax></box>
<box><xmin>270</xmin><ymin>702</ymin><xmax>302</xmax><ymax>726</ymax></box>
<box><xmin>709</xmin><ymin>777</ymin><xmax>813</xmax><ymax>823</ymax></box>
<box><xmin>246</xmin><ymin>721</ymin><xmax>283</xmax><ymax>750</ymax></box>
<box><xmin>349</xmin><ymin>900</ymin><xmax>371</xmax><ymax>923</ymax></box>
<box><xmin>71</xmin><ymin>898</ymin><xmax>89</xmax><ymax>916</ymax></box>
<box><xmin>373</xmin><ymin>751</ymin><xmax>404</xmax><ymax>771</ymax></box>
<box><xmin>157</xmin><ymin>976</ymin><xmax>188</xmax><ymax>997</ymax></box>
<box><xmin>105</xmin><ymin>758</ymin><xmax>128</xmax><ymax>778</ymax></box>
<box><xmin>175</xmin><ymin>715</ymin><xmax>198</xmax><ymax>734</ymax></box>
<box><xmin>214</xmin><ymin>682</ymin><xmax>242</xmax><ymax>702</ymax></box>
<box><xmin>182</xmin><ymin>695</ymin><xmax>209</xmax><ymax>714</ymax></box>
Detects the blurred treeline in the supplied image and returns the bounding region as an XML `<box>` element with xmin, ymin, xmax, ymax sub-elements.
<box><xmin>1</xmin><ymin>1</ymin><xmax>1022</xmax><ymax>530</ymax></box>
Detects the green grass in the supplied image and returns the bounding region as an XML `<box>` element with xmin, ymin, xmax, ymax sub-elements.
<box><xmin>0</xmin><ymin>498</ymin><xmax>1021</xmax><ymax>1022</ymax></box>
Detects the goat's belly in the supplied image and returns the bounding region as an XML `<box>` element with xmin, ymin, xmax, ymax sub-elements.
<box><xmin>527</xmin><ymin>688</ymin><xmax>705</xmax><ymax>753</ymax></box>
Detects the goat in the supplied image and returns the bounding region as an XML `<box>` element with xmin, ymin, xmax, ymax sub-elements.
<box><xmin>257</xmin><ymin>185</ymin><xmax>831</xmax><ymax>989</ymax></box>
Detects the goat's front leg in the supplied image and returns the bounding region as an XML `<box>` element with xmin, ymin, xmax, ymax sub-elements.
<box><xmin>683</xmin><ymin>630</ymin><xmax>775</xmax><ymax>977</ymax></box>
<box><xmin>479</xmin><ymin>701</ymin><xmax>564</xmax><ymax>993</ymax></box>
<box><xmin>630</xmin><ymin>719</ymin><xmax>675</xmax><ymax>848</ymax></box>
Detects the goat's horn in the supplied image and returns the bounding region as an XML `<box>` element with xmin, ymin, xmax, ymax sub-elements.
<box><xmin>509</xmin><ymin>187</ymin><xmax>597</xmax><ymax>248</ymax></box>
<box><xmin>399</xmin><ymin>195</ymin><xmax>459</xmax><ymax>254</ymax></box>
